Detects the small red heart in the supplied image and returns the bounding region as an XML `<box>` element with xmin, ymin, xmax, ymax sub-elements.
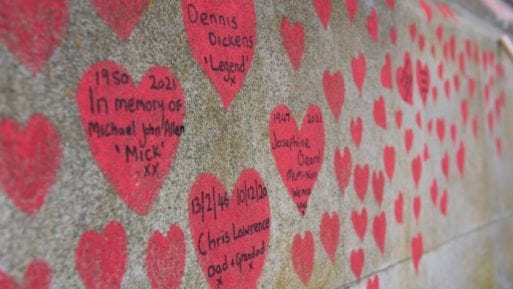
<box><xmin>0</xmin><ymin>0</ymin><xmax>68</xmax><ymax>74</ymax></box>
<box><xmin>0</xmin><ymin>115</ymin><xmax>61</xmax><ymax>215</ymax></box>
<box><xmin>372</xmin><ymin>212</ymin><xmax>386</xmax><ymax>254</ymax></box>
<box><xmin>291</xmin><ymin>231</ymin><xmax>315</xmax><ymax>286</ymax></box>
<box><xmin>441</xmin><ymin>152</ymin><xmax>450</xmax><ymax>179</ymax></box>
<box><xmin>468</xmin><ymin>78</ymin><xmax>475</xmax><ymax>98</ymax></box>
<box><xmin>351</xmin><ymin>54</ymin><xmax>367</xmax><ymax>95</ymax></box>
<box><xmin>394</xmin><ymin>110</ymin><xmax>403</xmax><ymax>129</ymax></box>
<box><xmin>366</xmin><ymin>7</ymin><xmax>379</xmax><ymax>42</ymax></box>
<box><xmin>418</xmin><ymin>34</ymin><xmax>425</xmax><ymax>51</ymax></box>
<box><xmin>419</xmin><ymin>0</ymin><xmax>433</xmax><ymax>22</ymax></box>
<box><xmin>93</xmin><ymin>0</ymin><xmax>147</xmax><ymax>40</ymax></box>
<box><xmin>312</xmin><ymin>0</ymin><xmax>333</xmax><ymax>29</ymax></box>
<box><xmin>488</xmin><ymin>111</ymin><xmax>494</xmax><ymax>133</ymax></box>
<box><xmin>344</xmin><ymin>0</ymin><xmax>359</xmax><ymax>23</ymax></box>
<box><xmin>423</xmin><ymin>143</ymin><xmax>430</xmax><ymax>161</ymax></box>
<box><xmin>430</xmin><ymin>179</ymin><xmax>438</xmax><ymax>205</ymax></box>
<box><xmin>146</xmin><ymin>225</ymin><xmax>186</xmax><ymax>289</ymax></box>
<box><xmin>394</xmin><ymin>192</ymin><xmax>403</xmax><ymax>224</ymax></box>
<box><xmin>404</xmin><ymin>129</ymin><xmax>414</xmax><ymax>153</ymax></box>
<box><xmin>380</xmin><ymin>53</ymin><xmax>393</xmax><ymax>90</ymax></box>
<box><xmin>323</xmin><ymin>70</ymin><xmax>345</xmax><ymax>120</ymax></box>
<box><xmin>416</xmin><ymin>111</ymin><xmax>423</xmax><ymax>129</ymax></box>
<box><xmin>416</xmin><ymin>60</ymin><xmax>430</xmax><ymax>106</ymax></box>
<box><xmin>353</xmin><ymin>164</ymin><xmax>369</xmax><ymax>203</ymax></box>
<box><xmin>444</xmin><ymin>79</ymin><xmax>451</xmax><ymax>100</ymax></box>
<box><xmin>389</xmin><ymin>27</ymin><xmax>397</xmax><ymax>45</ymax></box>
<box><xmin>350</xmin><ymin>248</ymin><xmax>365</xmax><ymax>280</ymax></box>
<box><xmin>459</xmin><ymin>52</ymin><xmax>466</xmax><ymax>74</ymax></box>
<box><xmin>270</xmin><ymin>105</ymin><xmax>325</xmax><ymax>216</ymax></box>
<box><xmin>450</xmin><ymin>123</ymin><xmax>457</xmax><ymax>144</ymax></box>
<box><xmin>350</xmin><ymin>117</ymin><xmax>363</xmax><ymax>148</ymax></box>
<box><xmin>440</xmin><ymin>189</ymin><xmax>448</xmax><ymax>216</ymax></box>
<box><xmin>436</xmin><ymin>25</ymin><xmax>443</xmax><ymax>42</ymax></box>
<box><xmin>432</xmin><ymin>86</ymin><xmax>438</xmax><ymax>102</ymax></box>
<box><xmin>384</xmin><ymin>0</ymin><xmax>395</xmax><ymax>10</ymax></box>
<box><xmin>396</xmin><ymin>52</ymin><xmax>414</xmax><ymax>105</ymax></box>
<box><xmin>189</xmin><ymin>170</ymin><xmax>271</xmax><ymax>289</ymax></box>
<box><xmin>427</xmin><ymin>119</ymin><xmax>433</xmax><ymax>135</ymax></box>
<box><xmin>367</xmin><ymin>275</ymin><xmax>380</xmax><ymax>289</ymax></box>
<box><xmin>0</xmin><ymin>259</ymin><xmax>51</xmax><ymax>289</ymax></box>
<box><xmin>453</xmin><ymin>74</ymin><xmax>460</xmax><ymax>93</ymax></box>
<box><xmin>457</xmin><ymin>142</ymin><xmax>465</xmax><ymax>176</ymax></box>
<box><xmin>372</xmin><ymin>170</ymin><xmax>385</xmax><ymax>206</ymax></box>
<box><xmin>383</xmin><ymin>145</ymin><xmax>395</xmax><ymax>181</ymax></box>
<box><xmin>460</xmin><ymin>100</ymin><xmax>469</xmax><ymax>126</ymax></box>
<box><xmin>413</xmin><ymin>195</ymin><xmax>421</xmax><ymax>222</ymax></box>
<box><xmin>76</xmin><ymin>61</ymin><xmax>185</xmax><ymax>215</ymax></box>
<box><xmin>411</xmin><ymin>233</ymin><xmax>423</xmax><ymax>273</ymax></box>
<box><xmin>436</xmin><ymin>118</ymin><xmax>446</xmax><ymax>142</ymax></box>
<box><xmin>334</xmin><ymin>147</ymin><xmax>352</xmax><ymax>194</ymax></box>
<box><xmin>411</xmin><ymin>155</ymin><xmax>422</xmax><ymax>189</ymax></box>
<box><xmin>76</xmin><ymin>221</ymin><xmax>127</xmax><ymax>289</ymax></box>
<box><xmin>373</xmin><ymin>96</ymin><xmax>387</xmax><ymax>129</ymax></box>
<box><xmin>320</xmin><ymin>211</ymin><xmax>341</xmax><ymax>264</ymax></box>
<box><xmin>465</xmin><ymin>39</ymin><xmax>472</xmax><ymax>58</ymax></box>
<box><xmin>437</xmin><ymin>62</ymin><xmax>444</xmax><ymax>80</ymax></box>
<box><xmin>351</xmin><ymin>207</ymin><xmax>368</xmax><ymax>241</ymax></box>
<box><xmin>409</xmin><ymin>23</ymin><xmax>417</xmax><ymax>41</ymax></box>
<box><xmin>281</xmin><ymin>17</ymin><xmax>305</xmax><ymax>71</ymax></box>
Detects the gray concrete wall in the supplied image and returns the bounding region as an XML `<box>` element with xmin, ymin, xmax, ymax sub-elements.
<box><xmin>0</xmin><ymin>0</ymin><xmax>512</xmax><ymax>288</ymax></box>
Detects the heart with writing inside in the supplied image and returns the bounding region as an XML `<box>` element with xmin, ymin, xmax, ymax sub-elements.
<box><xmin>189</xmin><ymin>169</ymin><xmax>270</xmax><ymax>289</ymax></box>
<box><xmin>0</xmin><ymin>259</ymin><xmax>51</xmax><ymax>289</ymax></box>
<box><xmin>291</xmin><ymin>231</ymin><xmax>315</xmax><ymax>286</ymax></box>
<box><xmin>269</xmin><ymin>104</ymin><xmax>325</xmax><ymax>216</ymax></box>
<box><xmin>91</xmin><ymin>0</ymin><xmax>147</xmax><ymax>40</ymax></box>
<box><xmin>76</xmin><ymin>61</ymin><xmax>185</xmax><ymax>215</ymax></box>
<box><xmin>0</xmin><ymin>114</ymin><xmax>61</xmax><ymax>215</ymax></box>
<box><xmin>146</xmin><ymin>225</ymin><xmax>186</xmax><ymax>289</ymax></box>
<box><xmin>75</xmin><ymin>220</ymin><xmax>127</xmax><ymax>289</ymax></box>
<box><xmin>0</xmin><ymin>0</ymin><xmax>68</xmax><ymax>74</ymax></box>
<box><xmin>182</xmin><ymin>0</ymin><xmax>256</xmax><ymax>110</ymax></box>
<box><xmin>320</xmin><ymin>211</ymin><xmax>340</xmax><ymax>264</ymax></box>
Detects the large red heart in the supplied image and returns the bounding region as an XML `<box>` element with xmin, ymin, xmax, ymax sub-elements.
<box><xmin>380</xmin><ymin>53</ymin><xmax>393</xmax><ymax>90</ymax></box>
<box><xmin>350</xmin><ymin>248</ymin><xmax>364</xmax><ymax>279</ymax></box>
<box><xmin>91</xmin><ymin>0</ymin><xmax>147</xmax><ymax>40</ymax></box>
<box><xmin>0</xmin><ymin>0</ymin><xmax>68</xmax><ymax>74</ymax></box>
<box><xmin>182</xmin><ymin>0</ymin><xmax>256</xmax><ymax>110</ymax></box>
<box><xmin>351</xmin><ymin>207</ymin><xmax>367</xmax><ymax>241</ymax></box>
<box><xmin>396</xmin><ymin>52</ymin><xmax>413</xmax><ymax>105</ymax></box>
<box><xmin>372</xmin><ymin>212</ymin><xmax>386</xmax><ymax>254</ymax></box>
<box><xmin>146</xmin><ymin>225</ymin><xmax>186</xmax><ymax>289</ymax></box>
<box><xmin>320</xmin><ymin>211</ymin><xmax>340</xmax><ymax>264</ymax></box>
<box><xmin>411</xmin><ymin>233</ymin><xmax>423</xmax><ymax>273</ymax></box>
<box><xmin>291</xmin><ymin>231</ymin><xmax>315</xmax><ymax>286</ymax></box>
<box><xmin>366</xmin><ymin>8</ymin><xmax>379</xmax><ymax>42</ymax></box>
<box><xmin>269</xmin><ymin>105</ymin><xmax>325</xmax><ymax>216</ymax></box>
<box><xmin>334</xmin><ymin>147</ymin><xmax>352</xmax><ymax>194</ymax></box>
<box><xmin>416</xmin><ymin>60</ymin><xmax>430</xmax><ymax>106</ymax></box>
<box><xmin>76</xmin><ymin>61</ymin><xmax>185</xmax><ymax>215</ymax></box>
<box><xmin>0</xmin><ymin>260</ymin><xmax>51</xmax><ymax>289</ymax></box>
<box><xmin>351</xmin><ymin>54</ymin><xmax>366</xmax><ymax>95</ymax></box>
<box><xmin>323</xmin><ymin>70</ymin><xmax>345</xmax><ymax>120</ymax></box>
<box><xmin>0</xmin><ymin>114</ymin><xmax>61</xmax><ymax>215</ymax></box>
<box><xmin>281</xmin><ymin>16</ymin><xmax>304</xmax><ymax>71</ymax></box>
<box><xmin>188</xmin><ymin>169</ymin><xmax>270</xmax><ymax>289</ymax></box>
<box><xmin>353</xmin><ymin>164</ymin><xmax>369</xmax><ymax>202</ymax></box>
<box><xmin>75</xmin><ymin>220</ymin><xmax>127</xmax><ymax>289</ymax></box>
<box><xmin>312</xmin><ymin>0</ymin><xmax>332</xmax><ymax>29</ymax></box>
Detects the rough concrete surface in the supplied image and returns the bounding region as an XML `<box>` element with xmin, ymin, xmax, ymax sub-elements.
<box><xmin>0</xmin><ymin>0</ymin><xmax>512</xmax><ymax>288</ymax></box>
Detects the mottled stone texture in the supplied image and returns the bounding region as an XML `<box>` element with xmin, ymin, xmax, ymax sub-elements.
<box><xmin>0</xmin><ymin>0</ymin><xmax>512</xmax><ymax>288</ymax></box>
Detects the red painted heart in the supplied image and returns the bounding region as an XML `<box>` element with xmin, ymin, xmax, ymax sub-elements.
<box><xmin>189</xmin><ymin>169</ymin><xmax>270</xmax><ymax>289</ymax></box>
<box><xmin>351</xmin><ymin>54</ymin><xmax>366</xmax><ymax>95</ymax></box>
<box><xmin>440</xmin><ymin>189</ymin><xmax>448</xmax><ymax>216</ymax></box>
<box><xmin>323</xmin><ymin>70</ymin><xmax>345</xmax><ymax>121</ymax></box>
<box><xmin>383</xmin><ymin>145</ymin><xmax>395</xmax><ymax>181</ymax></box>
<box><xmin>334</xmin><ymin>147</ymin><xmax>352</xmax><ymax>194</ymax></box>
<box><xmin>367</xmin><ymin>275</ymin><xmax>380</xmax><ymax>289</ymax></box>
<box><xmin>441</xmin><ymin>152</ymin><xmax>450</xmax><ymax>179</ymax></box>
<box><xmin>372</xmin><ymin>212</ymin><xmax>386</xmax><ymax>254</ymax></box>
<box><xmin>366</xmin><ymin>8</ymin><xmax>379</xmax><ymax>42</ymax></box>
<box><xmin>413</xmin><ymin>195</ymin><xmax>421</xmax><ymax>222</ymax></box>
<box><xmin>312</xmin><ymin>0</ymin><xmax>332</xmax><ymax>29</ymax></box>
<box><xmin>350</xmin><ymin>248</ymin><xmax>364</xmax><ymax>279</ymax></box>
<box><xmin>430</xmin><ymin>179</ymin><xmax>438</xmax><ymax>206</ymax></box>
<box><xmin>416</xmin><ymin>60</ymin><xmax>430</xmax><ymax>106</ymax></box>
<box><xmin>0</xmin><ymin>0</ymin><xmax>68</xmax><ymax>74</ymax></box>
<box><xmin>411</xmin><ymin>155</ymin><xmax>422</xmax><ymax>189</ymax></box>
<box><xmin>411</xmin><ymin>233</ymin><xmax>423</xmax><ymax>273</ymax></box>
<box><xmin>457</xmin><ymin>142</ymin><xmax>465</xmax><ymax>176</ymax></box>
<box><xmin>404</xmin><ymin>129</ymin><xmax>413</xmax><ymax>153</ymax></box>
<box><xmin>182</xmin><ymin>0</ymin><xmax>256</xmax><ymax>110</ymax></box>
<box><xmin>344</xmin><ymin>0</ymin><xmax>358</xmax><ymax>23</ymax></box>
<box><xmin>351</xmin><ymin>207</ymin><xmax>367</xmax><ymax>241</ymax></box>
<box><xmin>281</xmin><ymin>16</ymin><xmax>305</xmax><ymax>71</ymax></box>
<box><xmin>0</xmin><ymin>114</ymin><xmax>61</xmax><ymax>215</ymax></box>
<box><xmin>394</xmin><ymin>110</ymin><xmax>402</xmax><ymax>129</ymax></box>
<box><xmin>353</xmin><ymin>164</ymin><xmax>369</xmax><ymax>203</ymax></box>
<box><xmin>373</xmin><ymin>96</ymin><xmax>387</xmax><ymax>129</ymax></box>
<box><xmin>269</xmin><ymin>104</ymin><xmax>325</xmax><ymax>216</ymax></box>
<box><xmin>385</xmin><ymin>0</ymin><xmax>395</xmax><ymax>10</ymax></box>
<box><xmin>146</xmin><ymin>225</ymin><xmax>186</xmax><ymax>289</ymax></box>
<box><xmin>350</xmin><ymin>117</ymin><xmax>363</xmax><ymax>148</ymax></box>
<box><xmin>291</xmin><ymin>231</ymin><xmax>315</xmax><ymax>286</ymax></box>
<box><xmin>0</xmin><ymin>260</ymin><xmax>51</xmax><ymax>289</ymax></box>
<box><xmin>394</xmin><ymin>192</ymin><xmax>403</xmax><ymax>224</ymax></box>
<box><xmin>76</xmin><ymin>61</ymin><xmax>185</xmax><ymax>215</ymax></box>
<box><xmin>396</xmin><ymin>52</ymin><xmax>413</xmax><ymax>105</ymax></box>
<box><xmin>372</xmin><ymin>170</ymin><xmax>384</xmax><ymax>206</ymax></box>
<box><xmin>380</xmin><ymin>53</ymin><xmax>393</xmax><ymax>90</ymax></box>
<box><xmin>76</xmin><ymin>220</ymin><xmax>127</xmax><ymax>289</ymax></box>
<box><xmin>92</xmin><ymin>0</ymin><xmax>147</xmax><ymax>40</ymax></box>
<box><xmin>320</xmin><ymin>211</ymin><xmax>340</xmax><ymax>264</ymax></box>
